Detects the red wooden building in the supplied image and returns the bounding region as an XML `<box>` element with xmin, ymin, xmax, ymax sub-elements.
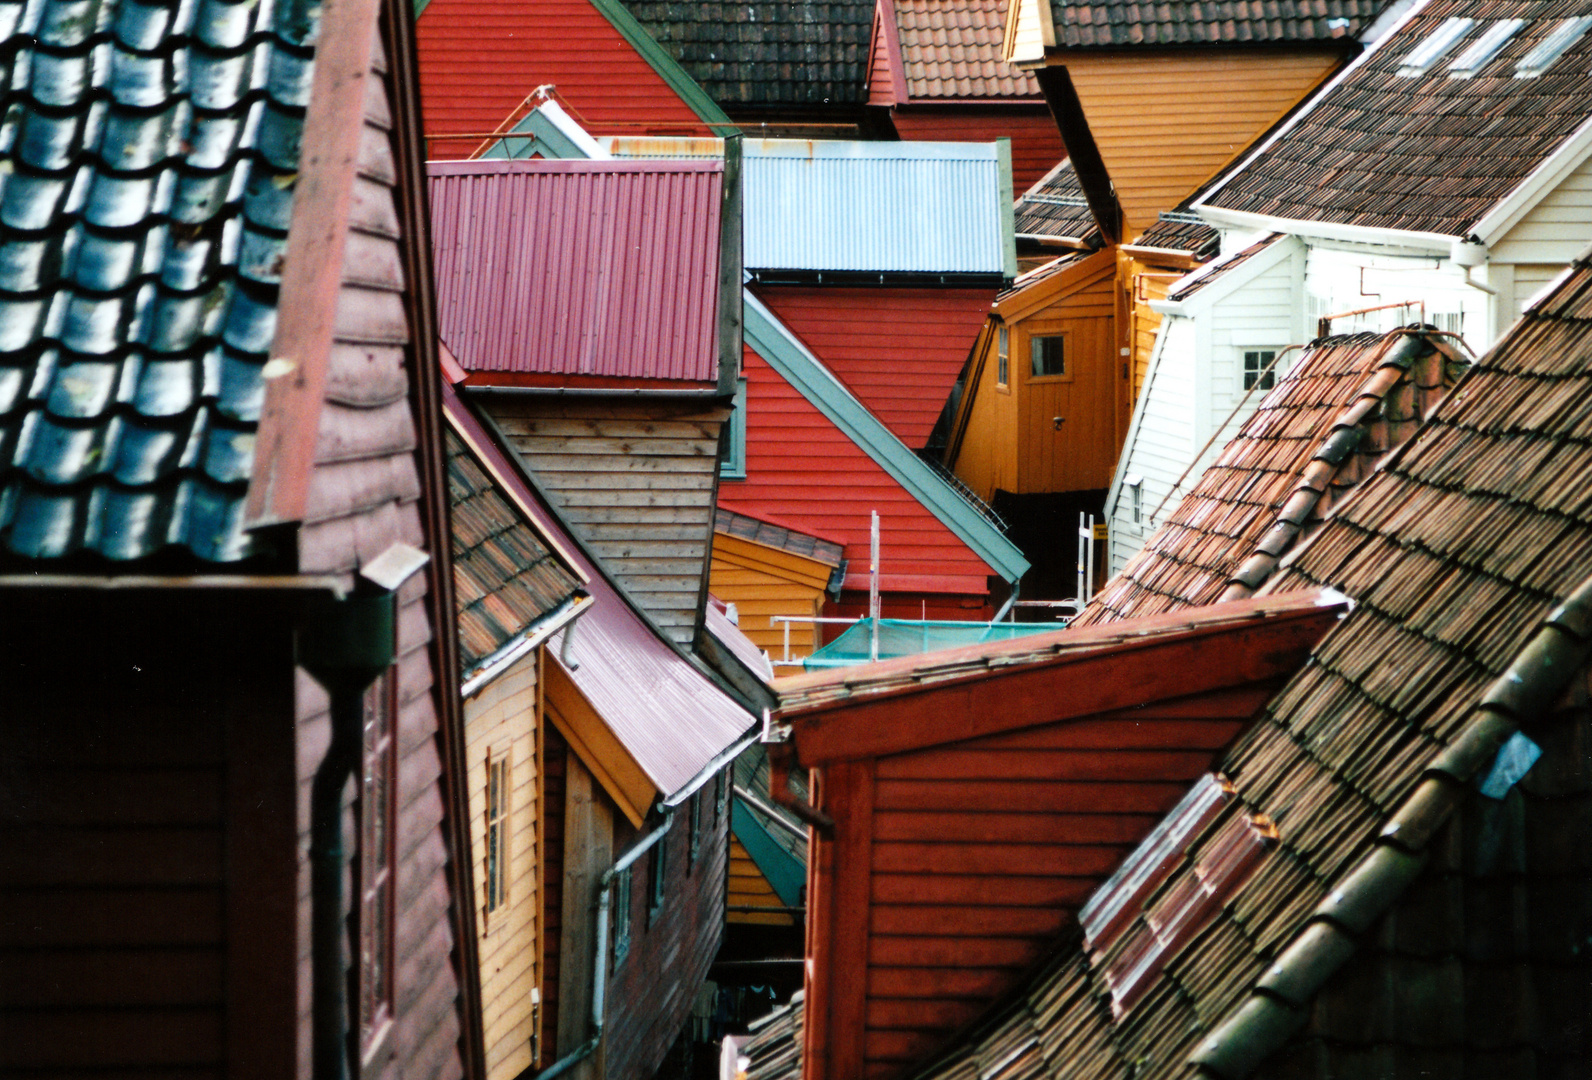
<box><xmin>0</xmin><ymin>0</ymin><xmax>481</xmax><ymax>1077</ymax></box>
<box><xmin>768</xmin><ymin>591</ymin><xmax>1344</xmax><ymax>1079</ymax></box>
<box><xmin>866</xmin><ymin>0</ymin><xmax>1067</xmax><ymax>190</ymax></box>
<box><xmin>414</xmin><ymin>0</ymin><xmax>732</xmax><ymax>160</ymax></box>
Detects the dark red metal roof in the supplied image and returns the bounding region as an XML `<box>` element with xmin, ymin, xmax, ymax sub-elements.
<box><xmin>429</xmin><ymin>159</ymin><xmax>724</xmax><ymax>384</ymax></box>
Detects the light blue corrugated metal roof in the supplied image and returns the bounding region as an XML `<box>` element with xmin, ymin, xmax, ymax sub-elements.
<box><xmin>741</xmin><ymin>139</ymin><xmax>1013</xmax><ymax>275</ymax></box>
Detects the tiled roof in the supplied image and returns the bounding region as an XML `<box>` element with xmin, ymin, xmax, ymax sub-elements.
<box><xmin>715</xmin><ymin>505</ymin><xmax>845</xmax><ymax>567</ymax></box>
<box><xmin>1202</xmin><ymin>0</ymin><xmax>1592</xmax><ymax>237</ymax></box>
<box><xmin>446</xmin><ymin>429</ymin><xmax>584</xmax><ymax>673</ymax></box>
<box><xmin>1014</xmin><ymin>159</ymin><xmax>1102</xmax><ymax>243</ymax></box>
<box><xmin>1136</xmin><ymin>212</ymin><xmax>1221</xmax><ymax>260</ymax></box>
<box><xmin>1050</xmin><ymin>0</ymin><xmax>1386</xmax><ymax>48</ymax></box>
<box><xmin>0</xmin><ymin>0</ymin><xmax>322</xmax><ymax>564</ymax></box>
<box><xmin>1077</xmin><ymin>328</ymin><xmax>1467</xmax><ymax>628</ymax></box>
<box><xmin>912</xmin><ymin>252</ymin><xmax>1592</xmax><ymax>1080</ymax></box>
<box><xmin>1165</xmin><ymin>232</ymin><xmax>1283</xmax><ymax>302</ymax></box>
<box><xmin>895</xmin><ymin>0</ymin><xmax>1040</xmax><ymax>99</ymax></box>
<box><xmin>623</xmin><ymin>0</ymin><xmax>873</xmax><ymax>107</ymax></box>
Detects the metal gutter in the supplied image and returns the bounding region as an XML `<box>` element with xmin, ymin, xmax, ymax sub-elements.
<box><xmin>1188</xmin><ymin>571</ymin><xmax>1592</xmax><ymax>1079</ymax></box>
<box><xmin>1472</xmin><ymin>111</ymin><xmax>1592</xmax><ymax>246</ymax></box>
<box><xmin>464</xmin><ymin>385</ymin><xmax>726</xmax><ymax>398</ymax></box>
<box><xmin>460</xmin><ymin>593</ymin><xmax>594</xmax><ymax>698</ymax></box>
<box><xmin>529</xmin><ymin>811</ymin><xmax>678</xmax><ymax>1080</ymax></box>
<box><xmin>1194</xmin><ymin>205</ymin><xmax>1456</xmax><ymax>253</ymax></box>
<box><xmin>662</xmin><ymin>727</ymin><xmax>761</xmax><ymax>808</ymax></box>
<box><xmin>733</xmin><ymin>784</ymin><xmax>808</xmax><ymax>843</ymax></box>
<box><xmin>0</xmin><ymin>574</ymin><xmax>352</xmax><ymax>596</ymax></box>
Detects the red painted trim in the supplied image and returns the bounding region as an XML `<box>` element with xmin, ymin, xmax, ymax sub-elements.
<box><xmin>428</xmin><ymin>157</ymin><xmax>722</xmax><ymax>176</ymax></box>
<box><xmin>246</xmin><ymin>0</ymin><xmax>383</xmax><ymax>528</ymax></box>
<box><xmin>877</xmin><ymin>0</ymin><xmax>910</xmax><ymax>105</ymax></box>
<box><xmin>461</xmin><ymin>372</ymin><xmax>718</xmax><ymax>391</ymax></box>
<box><xmin>839</xmin><ymin>572</ymin><xmax>990</xmax><ymax>594</ymax></box>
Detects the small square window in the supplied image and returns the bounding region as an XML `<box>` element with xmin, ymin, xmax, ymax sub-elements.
<box><xmin>1243</xmin><ymin>350</ymin><xmax>1277</xmax><ymax>392</ymax></box>
<box><xmin>997</xmin><ymin>326</ymin><xmax>1010</xmax><ymax>387</ymax></box>
<box><xmin>1031</xmin><ymin>335</ymin><xmax>1065</xmax><ymax>377</ymax></box>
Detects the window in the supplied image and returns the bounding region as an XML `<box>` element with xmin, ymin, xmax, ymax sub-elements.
<box><xmin>1030</xmin><ymin>335</ymin><xmax>1065</xmax><ymax>378</ymax></box>
<box><xmin>689</xmin><ymin>791</ymin><xmax>701</xmax><ymax>868</ymax></box>
<box><xmin>996</xmin><ymin>325</ymin><xmax>1009</xmax><ymax>387</ymax></box>
<box><xmin>713</xmin><ymin>768</ymin><xmax>727</xmax><ymax>823</ymax></box>
<box><xmin>1243</xmin><ymin>350</ymin><xmax>1277</xmax><ymax>392</ymax></box>
<box><xmin>1396</xmin><ymin>17</ymin><xmax>1473</xmax><ymax>76</ymax></box>
<box><xmin>1448</xmin><ymin>19</ymin><xmax>1525</xmax><ymax>77</ymax></box>
<box><xmin>648</xmin><ymin>839</ymin><xmax>668</xmax><ymax>925</ymax></box>
<box><xmin>612</xmin><ymin>867</ymin><xmax>632</xmax><ymax>967</ymax></box>
<box><xmin>484</xmin><ymin>750</ymin><xmax>509</xmax><ymax>918</ymax></box>
<box><xmin>1517</xmin><ymin>17</ymin><xmax>1592</xmax><ymax>76</ymax></box>
<box><xmin>1125</xmin><ymin>474</ymin><xmax>1143</xmax><ymax>525</ymax></box>
<box><xmin>359</xmin><ymin>671</ymin><xmax>397</xmax><ymax>1056</ymax></box>
<box><xmin>720</xmin><ymin>377</ymin><xmax>747</xmax><ymax>479</ymax></box>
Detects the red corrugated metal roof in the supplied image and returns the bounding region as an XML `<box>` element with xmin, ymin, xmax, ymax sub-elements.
<box><xmin>429</xmin><ymin>159</ymin><xmax>723</xmax><ymax>384</ymax></box>
<box><xmin>720</xmin><ymin>343</ymin><xmax>998</xmax><ymax>598</ymax></box>
<box><xmin>417</xmin><ymin>0</ymin><xmax>708</xmax><ymax>159</ymax></box>
<box><xmin>752</xmin><ymin>285</ymin><xmax>994</xmax><ymax>449</ymax></box>
<box><xmin>443</xmin><ymin>382</ymin><xmax>754</xmax><ymax>798</ymax></box>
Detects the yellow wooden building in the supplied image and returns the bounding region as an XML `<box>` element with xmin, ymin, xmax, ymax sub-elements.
<box><xmin>708</xmin><ymin>504</ymin><xmax>845</xmax><ymax>665</ymax></box>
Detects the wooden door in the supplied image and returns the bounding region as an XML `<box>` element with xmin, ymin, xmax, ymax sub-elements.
<box><xmin>1018</xmin><ymin>305</ymin><xmax>1117</xmax><ymax>493</ymax></box>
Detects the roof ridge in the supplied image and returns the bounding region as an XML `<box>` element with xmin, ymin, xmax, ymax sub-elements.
<box><xmin>1188</xmin><ymin>570</ymin><xmax>1592</xmax><ymax>1078</ymax></box>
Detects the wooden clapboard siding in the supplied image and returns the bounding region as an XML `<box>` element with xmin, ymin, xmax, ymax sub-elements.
<box><xmin>728</xmin><ymin>838</ymin><xmax>797</xmax><ymax>926</ymax></box>
<box><xmin>540</xmin><ymin>726</ymin><xmax>569</xmax><ymax>1064</ymax></box>
<box><xmin>486</xmin><ymin>400</ymin><xmax>729</xmax><ymax>647</ymax></box>
<box><xmin>753</xmin><ymin>286</ymin><xmax>994</xmax><ymax>450</ymax></box>
<box><xmin>293</xmin><ymin>23</ymin><xmax>466</xmax><ymax>1080</ymax></box>
<box><xmin>805</xmin><ymin>679</ymin><xmax>1292</xmax><ymax>1080</ymax></box>
<box><xmin>0</xmin><ymin>603</ymin><xmax>296</xmax><ymax>1080</ymax></box>
<box><xmin>604</xmin><ymin>780</ymin><xmax>730</xmax><ymax>1080</ymax></box>
<box><xmin>710</xmin><ymin>531</ymin><xmax>832</xmax><ymax>660</ymax></box>
<box><xmin>889</xmin><ymin>108</ymin><xmax>1065</xmax><ymax>196</ymax></box>
<box><xmin>1061</xmin><ymin>49</ymin><xmax>1343</xmax><ymax>237</ymax></box>
<box><xmin>949</xmin><ymin>322</ymin><xmax>1018</xmax><ymax>502</ymax></box>
<box><xmin>416</xmin><ymin>0</ymin><xmax>708</xmax><ymax>159</ymax></box>
<box><xmin>1013</xmin><ymin>260</ymin><xmax>1118</xmax><ymax>493</ymax></box>
<box><xmin>1493</xmin><ymin>151</ymin><xmax>1592</xmax><ymax>267</ymax></box>
<box><xmin>1125</xmin><ymin>258</ymin><xmax>1172</xmax><ymax>408</ymax></box>
<box><xmin>726</xmin><ymin>344</ymin><xmax>997</xmax><ymax>598</ymax></box>
<box><xmin>1108</xmin><ymin>315</ymin><xmax>1196</xmax><ymax>574</ymax></box>
<box><xmin>464</xmin><ymin>650</ymin><xmax>542</xmax><ymax>1080</ymax></box>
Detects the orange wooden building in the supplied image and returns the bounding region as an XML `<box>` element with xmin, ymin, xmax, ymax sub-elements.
<box><xmin>768</xmin><ymin>591</ymin><xmax>1345</xmax><ymax>1080</ymax></box>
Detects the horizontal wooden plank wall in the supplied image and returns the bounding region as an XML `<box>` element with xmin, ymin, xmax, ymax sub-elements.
<box><xmin>1126</xmin><ymin>259</ymin><xmax>1172</xmax><ymax>409</ymax></box>
<box><xmin>949</xmin><ymin>321</ymin><xmax>1017</xmax><ymax>503</ymax></box>
<box><xmin>890</xmin><ymin>108</ymin><xmax>1065</xmax><ymax>193</ymax></box>
<box><xmin>540</xmin><ymin>726</ymin><xmax>569</xmax><ymax>1064</ymax></box>
<box><xmin>604</xmin><ymin>782</ymin><xmax>730</xmax><ymax>1080</ymax></box>
<box><xmin>464</xmin><ymin>651</ymin><xmax>542</xmax><ymax>1080</ymax></box>
<box><xmin>709</xmin><ymin>531</ymin><xmax>832</xmax><ymax>660</ymax></box>
<box><xmin>416</xmin><ymin>0</ymin><xmax>706</xmax><ymax>159</ymax></box>
<box><xmin>725</xmin><ymin>344</ymin><xmax>997</xmax><ymax>598</ymax></box>
<box><xmin>728</xmin><ymin>838</ymin><xmax>797</xmax><ymax>926</ymax></box>
<box><xmin>753</xmin><ymin>286</ymin><xmax>994</xmax><ymax>450</ymax></box>
<box><xmin>1063</xmin><ymin>48</ymin><xmax>1343</xmax><ymax>238</ymax></box>
<box><xmin>838</xmin><ymin>686</ymin><xmax>1279</xmax><ymax>1078</ymax></box>
<box><xmin>1015</xmin><ymin>259</ymin><xmax>1117</xmax><ymax>493</ymax></box>
<box><xmin>488</xmin><ymin>399</ymin><xmax>730</xmax><ymax>647</ymax></box>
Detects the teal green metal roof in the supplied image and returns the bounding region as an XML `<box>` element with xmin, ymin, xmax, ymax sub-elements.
<box><xmin>802</xmin><ymin>618</ymin><xmax>1062</xmax><ymax>669</ymax></box>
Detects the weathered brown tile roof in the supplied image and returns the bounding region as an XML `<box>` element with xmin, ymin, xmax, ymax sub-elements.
<box><xmin>1014</xmin><ymin>159</ymin><xmax>1103</xmax><ymax>242</ymax></box>
<box><xmin>999</xmin><ymin>249</ymin><xmax>1096</xmax><ymax>299</ymax></box>
<box><xmin>1076</xmin><ymin>328</ymin><xmax>1467</xmax><ymax>628</ymax></box>
<box><xmin>715</xmin><ymin>505</ymin><xmax>845</xmax><ymax>567</ymax></box>
<box><xmin>910</xmin><ymin>251</ymin><xmax>1592</xmax><ymax>1080</ymax></box>
<box><xmin>1165</xmin><ymin>233</ymin><xmax>1285</xmax><ymax>302</ymax></box>
<box><xmin>624</xmin><ymin>0</ymin><xmax>873</xmax><ymax>107</ymax></box>
<box><xmin>447</xmin><ymin>429</ymin><xmax>585</xmax><ymax>672</ymax></box>
<box><xmin>895</xmin><ymin>0</ymin><xmax>1041</xmax><ymax>98</ymax></box>
<box><xmin>1202</xmin><ymin>0</ymin><xmax>1592</xmax><ymax>236</ymax></box>
<box><xmin>1136</xmin><ymin>212</ymin><xmax>1222</xmax><ymax>260</ymax></box>
<box><xmin>1050</xmin><ymin>0</ymin><xmax>1386</xmax><ymax>48</ymax></box>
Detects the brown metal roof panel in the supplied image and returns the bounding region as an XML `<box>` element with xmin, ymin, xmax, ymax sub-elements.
<box><xmin>428</xmin><ymin>159</ymin><xmax>724</xmax><ymax>384</ymax></box>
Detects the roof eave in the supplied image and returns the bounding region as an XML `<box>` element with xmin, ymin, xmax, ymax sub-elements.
<box><xmin>1473</xmin><ymin>111</ymin><xmax>1592</xmax><ymax>248</ymax></box>
<box><xmin>1193</xmin><ymin>205</ymin><xmax>1456</xmax><ymax>254</ymax></box>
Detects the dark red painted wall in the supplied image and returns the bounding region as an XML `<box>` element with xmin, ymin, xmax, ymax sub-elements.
<box><xmin>416</xmin><ymin>0</ymin><xmax>707</xmax><ymax>159</ymax></box>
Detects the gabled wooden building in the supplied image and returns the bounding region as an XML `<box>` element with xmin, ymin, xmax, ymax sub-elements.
<box><xmin>864</xmin><ymin>0</ymin><xmax>1066</xmax><ymax>190</ymax></box>
<box><xmin>428</xmin><ymin>155</ymin><xmax>741</xmax><ymax>651</ymax></box>
<box><xmin>711</xmin><ymin>505</ymin><xmax>846</xmax><ymax>663</ymax></box>
<box><xmin>0</xmin><ymin>0</ymin><xmax>481</xmax><ymax>1076</ymax></box>
<box><xmin>768</xmin><ymin>592</ymin><xmax>1345</xmax><ymax>1080</ymax></box>
<box><xmin>444</xmin><ymin>384</ymin><xmax>756</xmax><ymax>1080</ymax></box>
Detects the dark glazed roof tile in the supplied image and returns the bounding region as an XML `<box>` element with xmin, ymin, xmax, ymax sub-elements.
<box><xmin>1050</xmin><ymin>0</ymin><xmax>1388</xmax><ymax>47</ymax></box>
<box><xmin>0</xmin><ymin>0</ymin><xmax>324</xmax><ymax>565</ymax></box>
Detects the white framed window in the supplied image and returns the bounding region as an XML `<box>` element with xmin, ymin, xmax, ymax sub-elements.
<box><xmin>720</xmin><ymin>378</ymin><xmax>747</xmax><ymax>479</ymax></box>
<box><xmin>996</xmin><ymin>325</ymin><xmax>1010</xmax><ymax>388</ymax></box>
<box><xmin>1243</xmin><ymin>350</ymin><xmax>1279</xmax><ymax>392</ymax></box>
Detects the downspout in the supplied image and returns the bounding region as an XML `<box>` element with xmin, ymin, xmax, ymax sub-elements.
<box><xmin>298</xmin><ymin>545</ymin><xmax>430</xmax><ymax>1080</ymax></box>
<box><xmin>531</xmin><ymin>812</ymin><xmax>678</xmax><ymax>1080</ymax></box>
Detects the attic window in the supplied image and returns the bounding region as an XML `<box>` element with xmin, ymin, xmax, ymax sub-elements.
<box><xmin>1447</xmin><ymin>19</ymin><xmax>1526</xmax><ymax>77</ymax></box>
<box><xmin>1515</xmin><ymin>16</ymin><xmax>1592</xmax><ymax>76</ymax></box>
<box><xmin>1396</xmin><ymin>17</ymin><xmax>1474</xmax><ymax>76</ymax></box>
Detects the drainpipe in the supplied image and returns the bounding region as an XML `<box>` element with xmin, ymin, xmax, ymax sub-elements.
<box><xmin>297</xmin><ymin>544</ymin><xmax>430</xmax><ymax>1080</ymax></box>
<box><xmin>531</xmin><ymin>812</ymin><xmax>677</xmax><ymax>1080</ymax></box>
